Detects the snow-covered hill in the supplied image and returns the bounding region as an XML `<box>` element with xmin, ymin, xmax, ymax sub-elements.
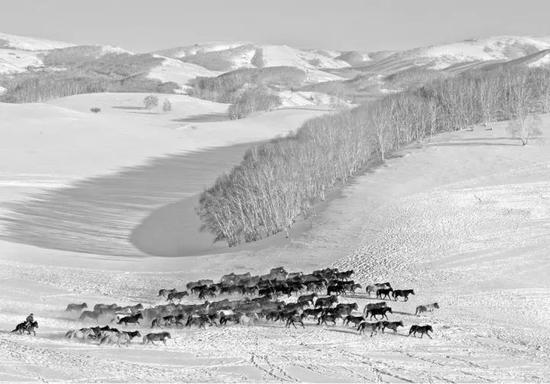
<box><xmin>0</xmin><ymin>33</ymin><xmax>70</xmax><ymax>74</ymax></box>
<box><xmin>0</xmin><ymin>32</ymin><xmax>73</xmax><ymax>51</ymax></box>
<box><xmin>147</xmin><ymin>55</ymin><xmax>220</xmax><ymax>90</ymax></box>
<box><xmin>356</xmin><ymin>35</ymin><xmax>550</xmax><ymax>74</ymax></box>
<box><xmin>157</xmin><ymin>42</ymin><xmax>350</xmax><ymax>74</ymax></box>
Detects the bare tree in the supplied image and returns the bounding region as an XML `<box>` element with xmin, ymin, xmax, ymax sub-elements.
<box><xmin>503</xmin><ymin>70</ymin><xmax>539</xmax><ymax>145</ymax></box>
<box><xmin>162</xmin><ymin>98</ymin><xmax>172</xmax><ymax>112</ymax></box>
<box><xmin>143</xmin><ymin>95</ymin><xmax>159</xmax><ymax>110</ymax></box>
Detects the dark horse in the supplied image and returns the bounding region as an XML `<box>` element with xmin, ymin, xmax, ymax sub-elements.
<box><xmin>392</xmin><ymin>289</ymin><xmax>415</xmax><ymax>301</ymax></box>
<box><xmin>118</xmin><ymin>313</ymin><xmax>143</xmax><ymax>326</ymax></box>
<box><xmin>12</xmin><ymin>321</ymin><xmax>39</xmax><ymax>336</ymax></box>
<box><xmin>408</xmin><ymin>325</ymin><xmax>433</xmax><ymax>338</ymax></box>
<box><xmin>366</xmin><ymin>307</ymin><xmax>392</xmax><ymax>320</ymax></box>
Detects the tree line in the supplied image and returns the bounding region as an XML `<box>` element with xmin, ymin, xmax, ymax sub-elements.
<box><xmin>0</xmin><ymin>52</ymin><xmax>178</xmax><ymax>103</ymax></box>
<box><xmin>197</xmin><ymin>66</ymin><xmax>550</xmax><ymax>246</ymax></box>
<box><xmin>189</xmin><ymin>66</ymin><xmax>305</xmax><ymax>118</ymax></box>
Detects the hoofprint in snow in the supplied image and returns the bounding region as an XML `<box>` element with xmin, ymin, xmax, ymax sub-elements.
<box><xmin>0</xmin><ymin>111</ymin><xmax>549</xmax><ymax>382</ymax></box>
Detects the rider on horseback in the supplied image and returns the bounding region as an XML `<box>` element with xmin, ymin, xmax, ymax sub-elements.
<box><xmin>25</xmin><ymin>313</ymin><xmax>34</xmax><ymax>326</ymax></box>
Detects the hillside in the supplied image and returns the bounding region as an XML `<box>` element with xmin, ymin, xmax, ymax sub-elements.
<box><xmin>0</xmin><ymin>119</ymin><xmax>548</xmax><ymax>382</ymax></box>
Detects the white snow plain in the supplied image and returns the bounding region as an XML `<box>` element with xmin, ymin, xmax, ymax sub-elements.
<box><xmin>0</xmin><ymin>103</ymin><xmax>549</xmax><ymax>382</ymax></box>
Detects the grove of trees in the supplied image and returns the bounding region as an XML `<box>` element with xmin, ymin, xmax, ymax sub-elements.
<box><xmin>0</xmin><ymin>51</ymin><xmax>178</xmax><ymax>103</ymax></box>
<box><xmin>189</xmin><ymin>66</ymin><xmax>304</xmax><ymax>118</ymax></box>
<box><xmin>197</xmin><ymin>66</ymin><xmax>550</xmax><ymax>246</ymax></box>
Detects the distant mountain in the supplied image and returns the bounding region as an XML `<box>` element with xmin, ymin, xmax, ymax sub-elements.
<box><xmin>2</xmin><ymin>32</ymin><xmax>550</xmax><ymax>104</ymax></box>
<box><xmin>156</xmin><ymin>42</ymin><xmax>349</xmax><ymax>83</ymax></box>
<box><xmin>350</xmin><ymin>36</ymin><xmax>550</xmax><ymax>75</ymax></box>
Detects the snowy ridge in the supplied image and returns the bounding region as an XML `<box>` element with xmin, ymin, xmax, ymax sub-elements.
<box><xmin>0</xmin><ymin>32</ymin><xmax>73</xmax><ymax>51</ymax></box>
<box><xmin>365</xmin><ymin>35</ymin><xmax>550</xmax><ymax>72</ymax></box>
<box><xmin>155</xmin><ymin>42</ymin><xmax>251</xmax><ymax>59</ymax></box>
<box><xmin>148</xmin><ymin>55</ymin><xmax>221</xmax><ymax>89</ymax></box>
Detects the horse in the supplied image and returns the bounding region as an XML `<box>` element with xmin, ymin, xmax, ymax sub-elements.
<box><xmin>365</xmin><ymin>282</ymin><xmax>392</xmax><ymax>297</ymax></box>
<box><xmin>12</xmin><ymin>321</ymin><xmax>38</xmax><ymax>336</ymax></box>
<box><xmin>65</xmin><ymin>303</ymin><xmax>88</xmax><ymax>312</ymax></box>
<box><xmin>198</xmin><ymin>287</ymin><xmax>217</xmax><ymax>300</ymax></box>
<box><xmin>327</xmin><ymin>283</ymin><xmax>344</xmax><ymax>296</ymax></box>
<box><xmin>363</xmin><ymin>302</ymin><xmax>387</xmax><ymax>315</ymax></box>
<box><xmin>366</xmin><ymin>307</ymin><xmax>392</xmax><ymax>320</ymax></box>
<box><xmin>344</xmin><ymin>315</ymin><xmax>365</xmax><ymax>327</ymax></box>
<box><xmin>415</xmin><ymin>303</ymin><xmax>439</xmax><ymax>315</ymax></box>
<box><xmin>381</xmin><ymin>320</ymin><xmax>403</xmax><ymax>333</ymax></box>
<box><xmin>297</xmin><ymin>293</ymin><xmax>318</xmax><ymax>306</ymax></box>
<box><xmin>79</xmin><ymin>310</ymin><xmax>106</xmax><ymax>323</ymax></box>
<box><xmin>317</xmin><ymin>313</ymin><xmax>339</xmax><ymax>326</ymax></box>
<box><xmin>65</xmin><ymin>328</ymin><xmax>94</xmax><ymax>340</ymax></box>
<box><xmin>314</xmin><ymin>295</ymin><xmax>338</xmax><ymax>308</ymax></box>
<box><xmin>343</xmin><ymin>282</ymin><xmax>362</xmax><ymax>294</ymax></box>
<box><xmin>392</xmin><ymin>289</ymin><xmax>415</xmax><ymax>301</ymax></box>
<box><xmin>303</xmin><ymin>308</ymin><xmax>324</xmax><ymax>320</ymax></box>
<box><xmin>93</xmin><ymin>303</ymin><xmax>119</xmax><ymax>312</ymax></box>
<box><xmin>335</xmin><ymin>270</ymin><xmax>354</xmax><ymax>280</ymax></box>
<box><xmin>167</xmin><ymin>291</ymin><xmax>189</xmax><ymax>302</ymax></box>
<box><xmin>158</xmin><ymin>288</ymin><xmax>177</xmax><ymax>298</ymax></box>
<box><xmin>151</xmin><ymin>318</ymin><xmax>162</xmax><ymax>328</ymax></box>
<box><xmin>118</xmin><ymin>313</ymin><xmax>143</xmax><ymax>326</ymax></box>
<box><xmin>334</xmin><ymin>303</ymin><xmax>358</xmax><ymax>317</ymax></box>
<box><xmin>284</xmin><ymin>302</ymin><xmax>308</xmax><ymax>312</ymax></box>
<box><xmin>409</xmin><ymin>325</ymin><xmax>433</xmax><ymax>338</ymax></box>
<box><xmin>357</xmin><ymin>321</ymin><xmax>381</xmax><ymax>336</ymax></box>
<box><xmin>122</xmin><ymin>303</ymin><xmax>144</xmax><ymax>314</ymax></box>
<box><xmin>186</xmin><ymin>280</ymin><xmax>214</xmax><ymax>290</ymax></box>
<box><xmin>100</xmin><ymin>330</ymin><xmax>142</xmax><ymax>346</ymax></box>
<box><xmin>143</xmin><ymin>332</ymin><xmax>171</xmax><ymax>345</ymax></box>
<box><xmin>285</xmin><ymin>313</ymin><xmax>306</xmax><ymax>328</ymax></box>
<box><xmin>186</xmin><ymin>315</ymin><xmax>210</xmax><ymax>328</ymax></box>
<box><xmin>376</xmin><ymin>288</ymin><xmax>393</xmax><ymax>300</ymax></box>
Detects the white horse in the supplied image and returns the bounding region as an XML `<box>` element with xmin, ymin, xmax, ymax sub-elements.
<box><xmin>415</xmin><ymin>303</ymin><xmax>439</xmax><ymax>315</ymax></box>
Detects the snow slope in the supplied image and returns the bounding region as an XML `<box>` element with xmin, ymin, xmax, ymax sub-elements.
<box><xmin>0</xmin><ymin>32</ymin><xmax>73</xmax><ymax>51</ymax></box>
<box><xmin>147</xmin><ymin>55</ymin><xmax>221</xmax><ymax>89</ymax></box>
<box><xmin>158</xmin><ymin>42</ymin><xmax>348</xmax><ymax>81</ymax></box>
<box><xmin>358</xmin><ymin>35</ymin><xmax>550</xmax><ymax>74</ymax></box>
<box><xmin>0</xmin><ymin>92</ymin><xmax>330</xmax><ymax>258</ymax></box>
<box><xmin>0</xmin><ymin>119</ymin><xmax>549</xmax><ymax>382</ymax></box>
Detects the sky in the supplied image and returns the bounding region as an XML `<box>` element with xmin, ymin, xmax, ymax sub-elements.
<box><xmin>2</xmin><ymin>0</ymin><xmax>550</xmax><ymax>52</ymax></box>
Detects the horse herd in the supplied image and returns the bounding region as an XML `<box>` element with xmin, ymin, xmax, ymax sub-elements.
<box><xmin>14</xmin><ymin>267</ymin><xmax>438</xmax><ymax>346</ymax></box>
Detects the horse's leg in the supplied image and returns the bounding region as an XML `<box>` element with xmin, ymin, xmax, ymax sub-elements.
<box><xmin>427</xmin><ymin>332</ymin><xmax>432</xmax><ymax>339</ymax></box>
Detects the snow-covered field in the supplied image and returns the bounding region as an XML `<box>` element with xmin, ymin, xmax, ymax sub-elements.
<box><xmin>0</xmin><ymin>93</ymin><xmax>549</xmax><ymax>382</ymax></box>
